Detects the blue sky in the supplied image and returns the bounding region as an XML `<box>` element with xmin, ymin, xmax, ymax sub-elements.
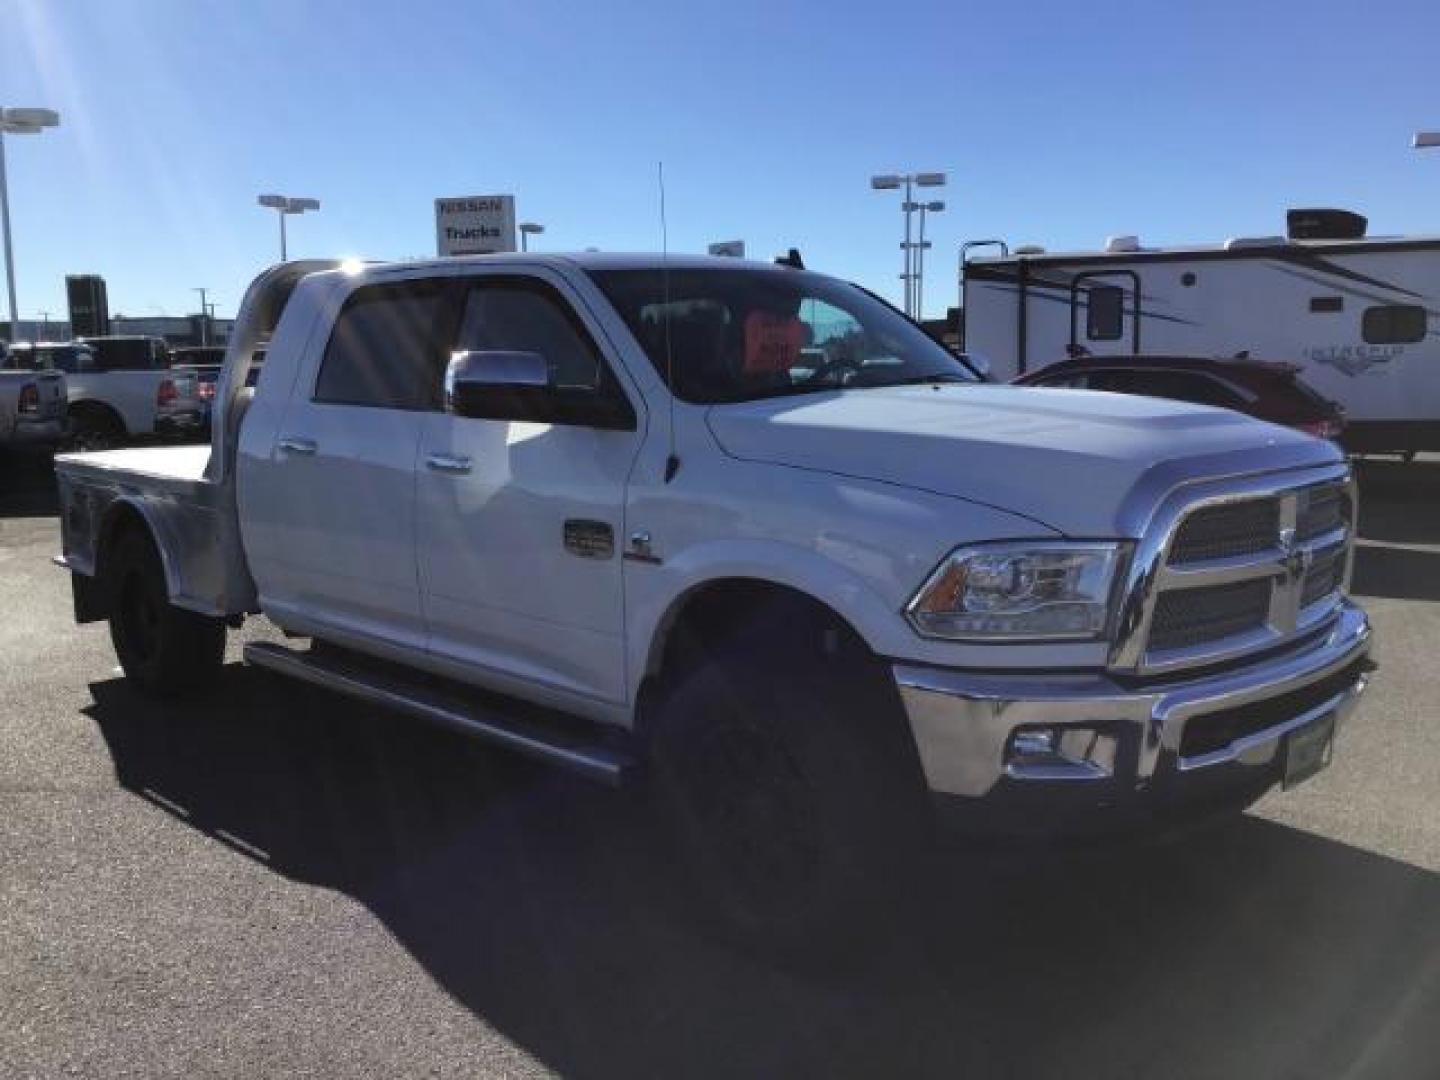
<box><xmin>2</xmin><ymin>0</ymin><xmax>1439</xmax><ymax>321</ymax></box>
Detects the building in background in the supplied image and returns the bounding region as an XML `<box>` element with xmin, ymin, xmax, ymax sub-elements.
<box><xmin>66</xmin><ymin>274</ymin><xmax>110</xmax><ymax>337</ymax></box>
<box><xmin>109</xmin><ymin>314</ymin><xmax>234</xmax><ymax>346</ymax></box>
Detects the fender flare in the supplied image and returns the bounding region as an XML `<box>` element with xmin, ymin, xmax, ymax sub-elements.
<box><xmin>630</xmin><ymin>538</ymin><xmax>907</xmax><ymax>700</ymax></box>
<box><xmin>95</xmin><ymin>497</ymin><xmax>186</xmax><ymax>605</ymax></box>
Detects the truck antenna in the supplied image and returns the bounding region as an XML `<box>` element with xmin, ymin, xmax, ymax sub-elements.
<box><xmin>659</xmin><ymin>161</ymin><xmax>679</xmax><ymax>482</ymax></box>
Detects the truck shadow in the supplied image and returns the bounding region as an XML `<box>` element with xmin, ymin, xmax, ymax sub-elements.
<box><xmin>0</xmin><ymin>449</ymin><xmax>61</xmax><ymax>518</ymax></box>
<box><xmin>1354</xmin><ymin>457</ymin><xmax>1440</xmax><ymax>547</ymax></box>
<box><xmin>1350</xmin><ymin>457</ymin><xmax>1440</xmax><ymax>601</ymax></box>
<box><xmin>84</xmin><ymin>666</ymin><xmax>1438</xmax><ymax>1079</ymax></box>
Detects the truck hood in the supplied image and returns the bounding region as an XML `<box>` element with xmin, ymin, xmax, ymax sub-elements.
<box><xmin>705</xmin><ymin>384</ymin><xmax>1339</xmax><ymax>536</ymax></box>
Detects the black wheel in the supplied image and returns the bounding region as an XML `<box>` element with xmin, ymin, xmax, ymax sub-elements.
<box><xmin>65</xmin><ymin>408</ymin><xmax>125</xmax><ymax>452</ymax></box>
<box><xmin>107</xmin><ymin>529</ymin><xmax>225</xmax><ymax>697</ymax></box>
<box><xmin>647</xmin><ymin>612</ymin><xmax>929</xmax><ymax>950</ymax></box>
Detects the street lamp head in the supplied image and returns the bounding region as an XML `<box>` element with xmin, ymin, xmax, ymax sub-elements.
<box><xmin>870</xmin><ymin>175</ymin><xmax>902</xmax><ymax>190</ymax></box>
<box><xmin>1</xmin><ymin>108</ymin><xmax>60</xmax><ymax>128</ymax></box>
<box><xmin>0</xmin><ymin>122</ymin><xmax>44</xmax><ymax>135</ymax></box>
<box><xmin>915</xmin><ymin>172</ymin><xmax>947</xmax><ymax>187</ymax></box>
<box><xmin>924</xmin><ymin>200</ymin><xmax>946</xmax><ymax>212</ymax></box>
<box><xmin>1412</xmin><ymin>131</ymin><xmax>1440</xmax><ymax>150</ymax></box>
<box><xmin>287</xmin><ymin>197</ymin><xmax>320</xmax><ymax>213</ymax></box>
<box><xmin>519</xmin><ymin>222</ymin><xmax>544</xmax><ymax>234</ymax></box>
<box><xmin>258</xmin><ymin>194</ymin><xmax>288</xmax><ymax>209</ymax></box>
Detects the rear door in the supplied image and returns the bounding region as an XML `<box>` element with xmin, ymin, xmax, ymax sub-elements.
<box><xmin>255</xmin><ymin>277</ymin><xmax>453</xmax><ymax>651</ymax></box>
<box><xmin>415</xmin><ymin>271</ymin><xmax>643</xmax><ymax>706</ymax></box>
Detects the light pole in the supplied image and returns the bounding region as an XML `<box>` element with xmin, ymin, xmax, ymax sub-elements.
<box><xmin>193</xmin><ymin>287</ymin><xmax>211</xmax><ymax>345</ymax></box>
<box><xmin>871</xmin><ymin>171</ymin><xmax>945</xmax><ymax>317</ymax></box>
<box><xmin>0</xmin><ymin>107</ymin><xmax>61</xmax><ymax>342</ymax></box>
<box><xmin>519</xmin><ymin>221</ymin><xmax>544</xmax><ymax>252</ymax></box>
<box><xmin>912</xmin><ymin>200</ymin><xmax>944</xmax><ymax>321</ymax></box>
<box><xmin>257</xmin><ymin>194</ymin><xmax>320</xmax><ymax>261</ymax></box>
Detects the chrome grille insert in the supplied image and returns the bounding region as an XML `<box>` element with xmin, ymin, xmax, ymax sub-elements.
<box><xmin>1297</xmin><ymin>485</ymin><xmax>1346</xmax><ymax>541</ymax></box>
<box><xmin>1150</xmin><ymin>579</ymin><xmax>1272</xmax><ymax>653</ymax></box>
<box><xmin>1301</xmin><ymin>544</ymin><xmax>1346</xmax><ymax>609</ymax></box>
<box><xmin>1170</xmin><ymin>500</ymin><xmax>1280</xmax><ymax>564</ymax></box>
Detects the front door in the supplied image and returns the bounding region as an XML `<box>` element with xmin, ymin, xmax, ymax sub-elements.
<box><xmin>416</xmin><ymin>272</ymin><xmax>643</xmax><ymax>707</ymax></box>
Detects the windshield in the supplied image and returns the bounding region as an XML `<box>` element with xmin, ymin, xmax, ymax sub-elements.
<box><xmin>589</xmin><ymin>266</ymin><xmax>977</xmax><ymax>403</ymax></box>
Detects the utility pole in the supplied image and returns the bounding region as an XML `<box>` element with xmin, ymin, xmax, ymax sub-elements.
<box><xmin>193</xmin><ymin>287</ymin><xmax>210</xmax><ymax>345</ymax></box>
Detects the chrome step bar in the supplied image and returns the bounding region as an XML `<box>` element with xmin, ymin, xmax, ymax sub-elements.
<box><xmin>242</xmin><ymin>642</ymin><xmax>635</xmax><ymax>787</ymax></box>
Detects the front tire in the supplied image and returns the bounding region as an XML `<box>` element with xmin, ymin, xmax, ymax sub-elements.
<box><xmin>647</xmin><ymin>616</ymin><xmax>929</xmax><ymax>950</ymax></box>
<box><xmin>108</xmin><ymin>529</ymin><xmax>225</xmax><ymax>697</ymax></box>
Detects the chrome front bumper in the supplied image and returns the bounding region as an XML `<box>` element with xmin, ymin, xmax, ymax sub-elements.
<box><xmin>893</xmin><ymin>601</ymin><xmax>1372</xmax><ymax>819</ymax></box>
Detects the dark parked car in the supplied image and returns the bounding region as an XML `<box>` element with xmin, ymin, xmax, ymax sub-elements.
<box><xmin>1013</xmin><ymin>355</ymin><xmax>1346</xmax><ymax>440</ymax></box>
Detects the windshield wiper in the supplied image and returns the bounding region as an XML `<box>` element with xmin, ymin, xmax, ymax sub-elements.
<box><xmin>856</xmin><ymin>373</ymin><xmax>972</xmax><ymax>389</ymax></box>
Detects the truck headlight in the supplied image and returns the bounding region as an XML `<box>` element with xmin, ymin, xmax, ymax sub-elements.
<box><xmin>905</xmin><ymin>542</ymin><xmax>1127</xmax><ymax>641</ymax></box>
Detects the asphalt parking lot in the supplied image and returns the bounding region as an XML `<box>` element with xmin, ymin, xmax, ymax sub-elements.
<box><xmin>1</xmin><ymin>450</ymin><xmax>1437</xmax><ymax>1079</ymax></box>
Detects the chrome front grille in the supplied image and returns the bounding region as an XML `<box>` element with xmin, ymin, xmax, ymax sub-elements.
<box><xmin>1113</xmin><ymin>473</ymin><xmax>1355</xmax><ymax>674</ymax></box>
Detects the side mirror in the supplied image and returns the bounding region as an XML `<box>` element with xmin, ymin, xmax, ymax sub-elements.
<box><xmin>443</xmin><ymin>350</ymin><xmax>636</xmax><ymax>431</ymax></box>
<box><xmin>445</xmin><ymin>350</ymin><xmax>550</xmax><ymax>419</ymax></box>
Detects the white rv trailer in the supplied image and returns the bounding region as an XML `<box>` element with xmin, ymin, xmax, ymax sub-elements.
<box><xmin>962</xmin><ymin>209</ymin><xmax>1439</xmax><ymax>453</ymax></box>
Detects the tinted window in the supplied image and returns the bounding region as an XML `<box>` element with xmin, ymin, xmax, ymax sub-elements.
<box><xmin>1033</xmin><ymin>372</ymin><xmax>1091</xmax><ymax>389</ymax></box>
<box><xmin>46</xmin><ymin>346</ymin><xmax>97</xmax><ymax>373</ymax></box>
<box><xmin>1362</xmin><ymin>304</ymin><xmax>1426</xmax><ymax>345</ymax></box>
<box><xmin>1086</xmin><ymin>286</ymin><xmax>1124</xmax><ymax>340</ymax></box>
<box><xmin>314</xmin><ymin>281</ymin><xmax>451</xmax><ymax>409</ymax></box>
<box><xmin>83</xmin><ymin>338</ymin><xmax>163</xmax><ymax>371</ymax></box>
<box><xmin>1089</xmin><ymin>369</ymin><xmax>1245</xmax><ymax>409</ymax></box>
<box><xmin>454</xmin><ymin>281</ymin><xmax>600</xmax><ymax>390</ymax></box>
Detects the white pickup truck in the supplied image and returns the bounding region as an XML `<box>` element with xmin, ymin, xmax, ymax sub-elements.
<box><xmin>6</xmin><ymin>338</ymin><xmax>205</xmax><ymax>449</ymax></box>
<box><xmin>53</xmin><ymin>255</ymin><xmax>1375</xmax><ymax>941</ymax></box>
<box><xmin>0</xmin><ymin>365</ymin><xmax>67</xmax><ymax>449</ymax></box>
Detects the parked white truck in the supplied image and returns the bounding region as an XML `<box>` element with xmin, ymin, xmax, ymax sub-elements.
<box><xmin>52</xmin><ymin>255</ymin><xmax>1375</xmax><ymax>940</ymax></box>
<box><xmin>0</xmin><ymin>364</ymin><xmax>67</xmax><ymax>449</ymax></box>
<box><xmin>5</xmin><ymin>338</ymin><xmax>204</xmax><ymax>449</ymax></box>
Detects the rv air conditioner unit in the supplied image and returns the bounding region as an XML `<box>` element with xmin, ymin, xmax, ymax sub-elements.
<box><xmin>1286</xmin><ymin>208</ymin><xmax>1367</xmax><ymax>240</ymax></box>
<box><xmin>1105</xmin><ymin>235</ymin><xmax>1141</xmax><ymax>253</ymax></box>
<box><xmin>1013</xmin><ymin>245</ymin><xmax>1047</xmax><ymax>255</ymax></box>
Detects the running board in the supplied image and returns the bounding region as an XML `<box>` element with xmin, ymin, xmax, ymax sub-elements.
<box><xmin>242</xmin><ymin>642</ymin><xmax>635</xmax><ymax>787</ymax></box>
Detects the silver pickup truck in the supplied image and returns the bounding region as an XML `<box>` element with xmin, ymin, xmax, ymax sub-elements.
<box><xmin>0</xmin><ymin>364</ymin><xmax>66</xmax><ymax>449</ymax></box>
<box><xmin>52</xmin><ymin>256</ymin><xmax>1376</xmax><ymax>945</ymax></box>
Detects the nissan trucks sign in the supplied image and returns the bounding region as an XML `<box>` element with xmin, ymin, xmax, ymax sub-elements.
<box><xmin>435</xmin><ymin>195</ymin><xmax>517</xmax><ymax>256</ymax></box>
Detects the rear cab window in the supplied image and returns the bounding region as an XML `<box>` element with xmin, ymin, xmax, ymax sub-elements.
<box><xmin>313</xmin><ymin>280</ymin><xmax>453</xmax><ymax>410</ymax></box>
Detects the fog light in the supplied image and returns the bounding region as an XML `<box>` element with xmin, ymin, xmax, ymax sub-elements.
<box><xmin>1005</xmin><ymin>726</ymin><xmax>1116</xmax><ymax>781</ymax></box>
<box><xmin>1011</xmin><ymin>729</ymin><xmax>1057</xmax><ymax>756</ymax></box>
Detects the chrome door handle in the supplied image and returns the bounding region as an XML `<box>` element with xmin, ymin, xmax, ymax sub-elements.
<box><xmin>278</xmin><ymin>436</ymin><xmax>317</xmax><ymax>456</ymax></box>
<box><xmin>426</xmin><ymin>453</ymin><xmax>472</xmax><ymax>475</ymax></box>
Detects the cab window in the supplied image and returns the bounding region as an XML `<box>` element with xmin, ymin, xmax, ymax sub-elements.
<box><xmin>314</xmin><ymin>280</ymin><xmax>452</xmax><ymax>410</ymax></box>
